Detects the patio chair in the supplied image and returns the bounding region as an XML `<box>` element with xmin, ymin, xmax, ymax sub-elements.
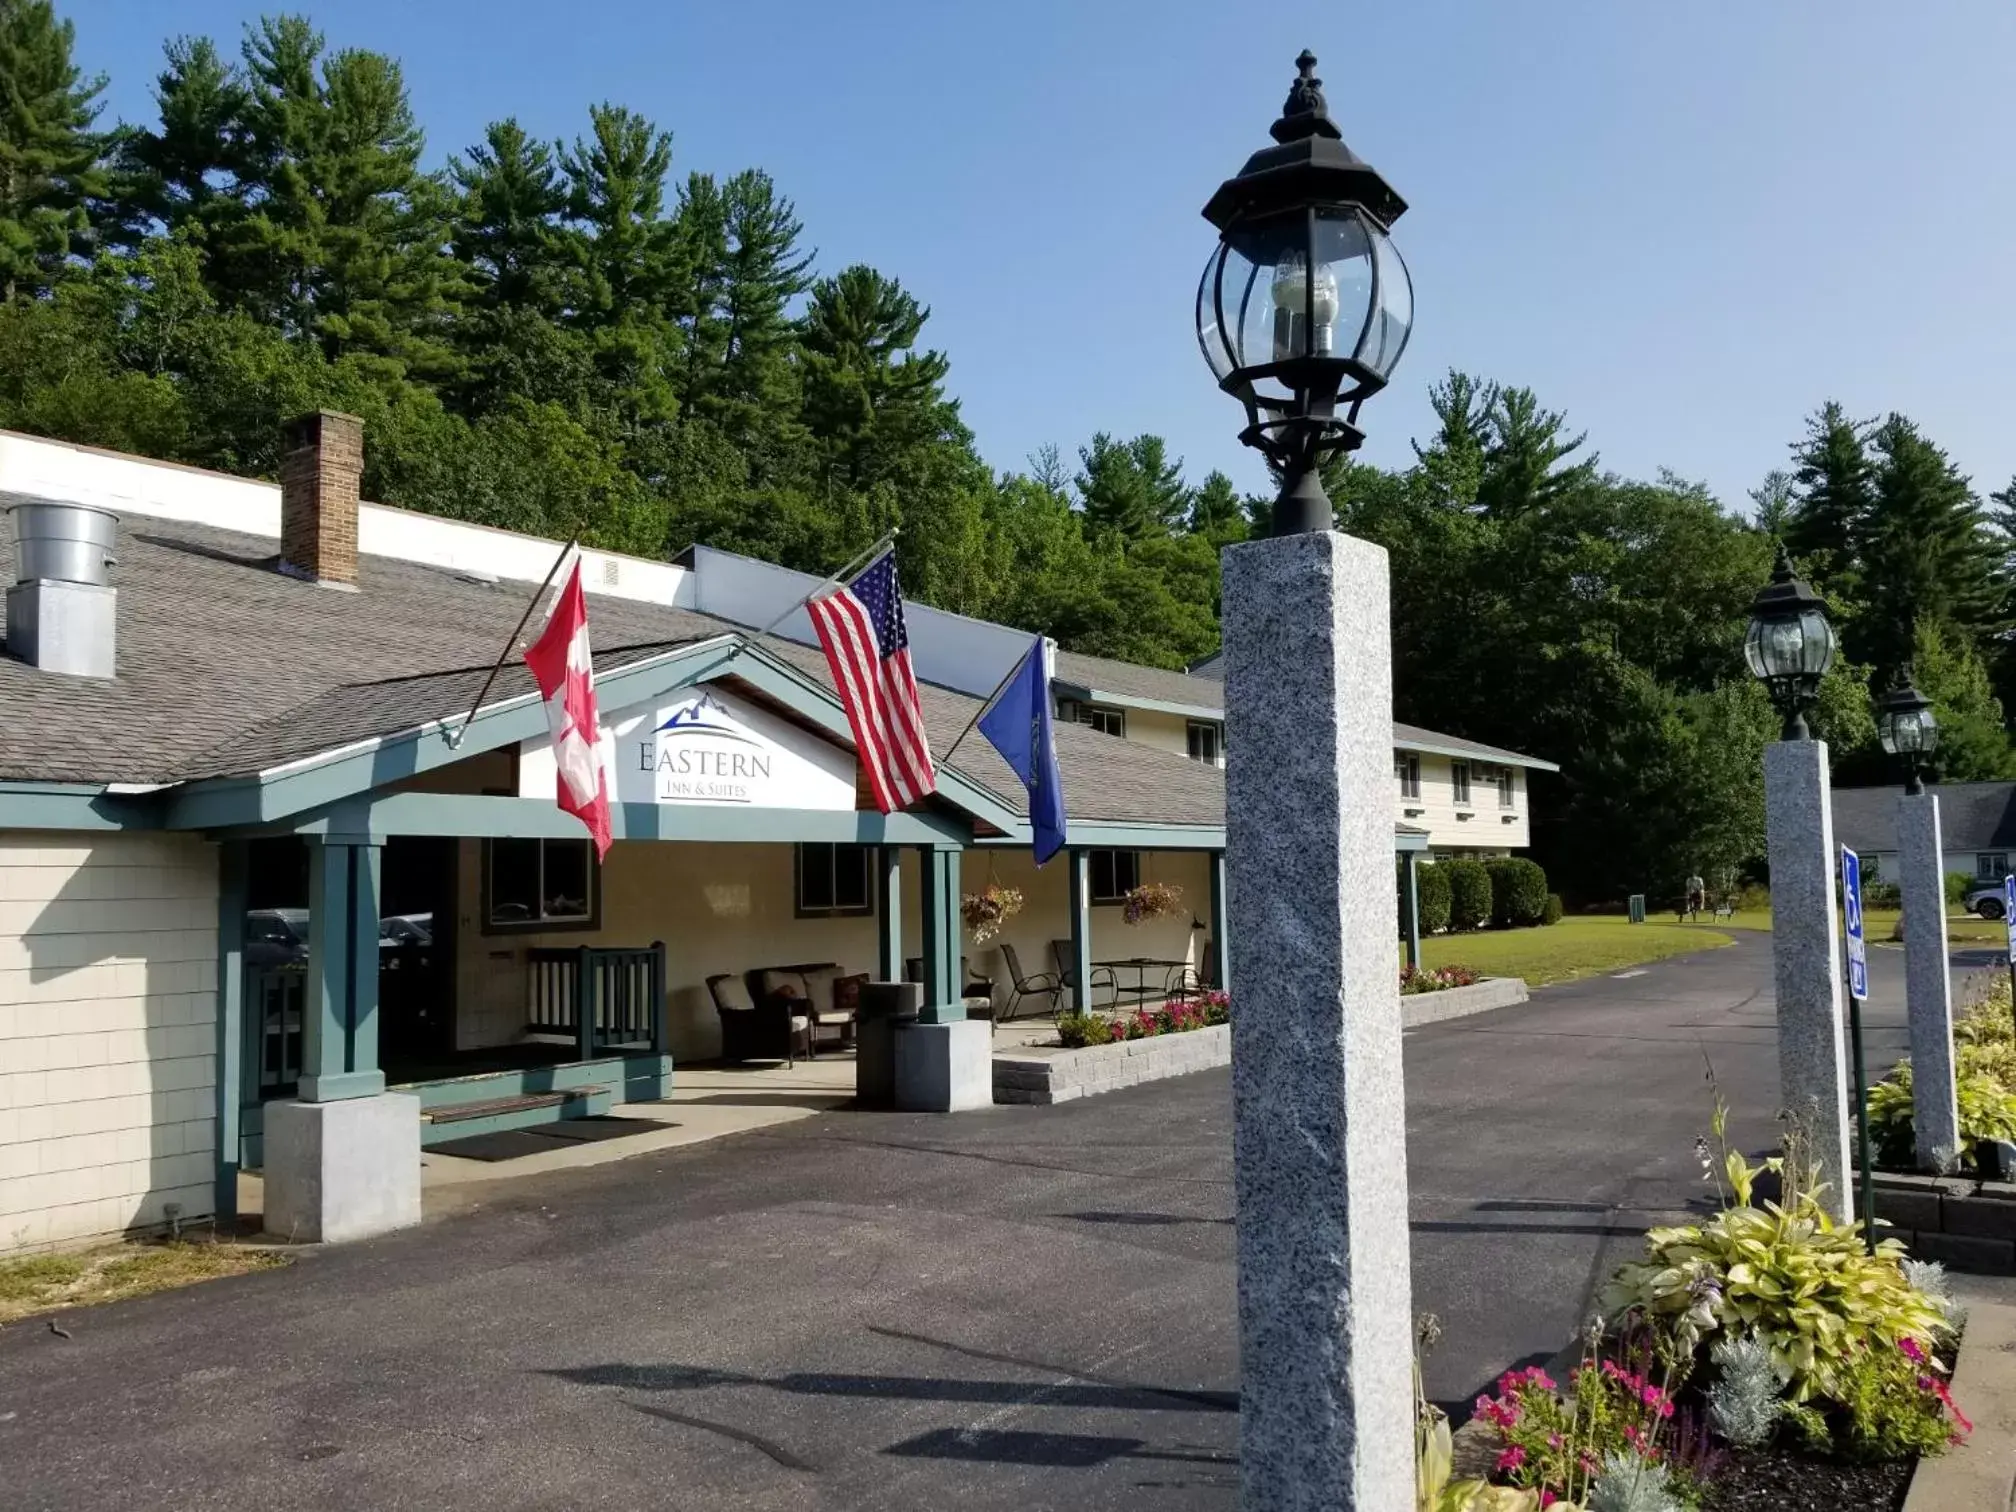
<box><xmin>902</xmin><ymin>955</ymin><xmax>997</xmax><ymax>1014</ymax></box>
<box><xmin>997</xmin><ymin>942</ymin><xmax>1063</xmax><ymax>1023</ymax></box>
<box><xmin>1168</xmin><ymin>941</ymin><xmax>1219</xmax><ymax>1000</ymax></box>
<box><xmin>709</xmin><ymin>973</ymin><xmax>809</xmax><ymax>1066</ymax></box>
<box><xmin>1051</xmin><ymin>939</ymin><xmax>1117</xmax><ymax>1012</ymax></box>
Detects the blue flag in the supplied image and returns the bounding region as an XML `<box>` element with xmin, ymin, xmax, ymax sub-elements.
<box><xmin>978</xmin><ymin>635</ymin><xmax>1067</xmax><ymax>864</ymax></box>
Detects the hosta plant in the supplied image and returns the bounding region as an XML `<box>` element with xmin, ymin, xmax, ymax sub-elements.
<box><xmin>1601</xmin><ymin>1146</ymin><xmax>1948</xmax><ymax>1404</ymax></box>
<box><xmin>1866</xmin><ymin>1055</ymin><xmax>2016</xmax><ymax>1168</ymax></box>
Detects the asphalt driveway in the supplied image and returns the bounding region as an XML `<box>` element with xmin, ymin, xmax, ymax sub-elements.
<box><xmin>0</xmin><ymin>930</ymin><xmax>1962</xmax><ymax>1511</ymax></box>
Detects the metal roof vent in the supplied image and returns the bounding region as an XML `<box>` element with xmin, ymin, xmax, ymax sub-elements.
<box><xmin>6</xmin><ymin>499</ymin><xmax>118</xmax><ymax>679</ymax></box>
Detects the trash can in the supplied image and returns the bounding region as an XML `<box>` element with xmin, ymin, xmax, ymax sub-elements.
<box><xmin>855</xmin><ymin>981</ymin><xmax>922</xmax><ymax>1108</ymax></box>
<box><xmin>1628</xmin><ymin>893</ymin><xmax>1646</xmax><ymax>925</ymax></box>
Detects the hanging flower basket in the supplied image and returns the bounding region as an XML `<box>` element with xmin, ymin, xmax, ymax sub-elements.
<box><xmin>1122</xmin><ymin>882</ymin><xmax>1184</xmax><ymax>926</ymax></box>
<box><xmin>961</xmin><ymin>884</ymin><xmax>1024</xmax><ymax>942</ymax></box>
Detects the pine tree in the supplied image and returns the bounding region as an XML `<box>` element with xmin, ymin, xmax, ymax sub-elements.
<box><xmin>1477</xmin><ymin>384</ymin><xmax>1596</xmax><ymax>518</ymax></box>
<box><xmin>451</xmin><ymin>119</ymin><xmax>569</xmax><ymax>318</ymax></box>
<box><xmin>1748</xmin><ymin>469</ymin><xmax>1795</xmax><ymax>537</ymax></box>
<box><xmin>1188</xmin><ymin>469</ymin><xmax>1246</xmax><ymax>542</ymax></box>
<box><xmin>0</xmin><ymin>0</ymin><xmax>109</xmax><ymax>301</ymax></box>
<box><xmin>122</xmin><ymin>35</ymin><xmax>246</xmax><ymax>239</ymax></box>
<box><xmin>798</xmin><ymin>263</ymin><xmax>950</xmax><ymax>490</ymax></box>
<box><xmin>1784</xmin><ymin>401</ymin><xmax>1875</xmax><ymax>587</ymax></box>
<box><xmin>1858</xmin><ymin>414</ymin><xmax>2001</xmax><ymax>674</ymax></box>
<box><xmin>1075</xmin><ymin>432</ymin><xmax>1190</xmax><ymax>540</ymax></box>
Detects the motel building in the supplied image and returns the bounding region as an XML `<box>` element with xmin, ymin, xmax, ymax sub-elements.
<box><xmin>0</xmin><ymin>413</ymin><xmax>1555</xmax><ymax>1253</ymax></box>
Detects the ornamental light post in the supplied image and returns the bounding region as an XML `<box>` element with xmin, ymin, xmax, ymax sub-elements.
<box><xmin>1879</xmin><ymin>667</ymin><xmax>1961</xmax><ymax>1171</ymax></box>
<box><xmin>1746</xmin><ymin>543</ymin><xmax>1855</xmax><ymax>1221</ymax></box>
<box><xmin>1205</xmin><ymin>52</ymin><xmax>1416</xmax><ymax>1511</ymax></box>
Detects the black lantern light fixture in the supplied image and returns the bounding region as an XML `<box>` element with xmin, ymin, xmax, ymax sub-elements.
<box><xmin>1744</xmin><ymin>542</ymin><xmax>1838</xmax><ymax>740</ymax></box>
<box><xmin>1876</xmin><ymin>669</ymin><xmax>1939</xmax><ymax>794</ymax></box>
<box><xmin>1197</xmin><ymin>50</ymin><xmax>1413</xmax><ymax>535</ymax></box>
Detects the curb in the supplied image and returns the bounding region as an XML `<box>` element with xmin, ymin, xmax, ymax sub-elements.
<box><xmin>1904</xmin><ymin>1289</ymin><xmax>2016</xmax><ymax>1511</ymax></box>
<box><xmin>1402</xmin><ymin>976</ymin><xmax>1529</xmax><ymax>1028</ymax></box>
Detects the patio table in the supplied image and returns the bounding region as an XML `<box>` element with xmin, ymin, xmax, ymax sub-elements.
<box><xmin>1096</xmin><ymin>957</ymin><xmax>1189</xmax><ymax>1007</ymax></box>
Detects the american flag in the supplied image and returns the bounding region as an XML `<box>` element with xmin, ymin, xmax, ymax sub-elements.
<box><xmin>805</xmin><ymin>549</ymin><xmax>938</xmax><ymax>813</ymax></box>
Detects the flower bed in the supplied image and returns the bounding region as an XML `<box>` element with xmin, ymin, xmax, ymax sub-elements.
<box><xmin>1421</xmin><ymin>1098</ymin><xmax>1970</xmax><ymax>1510</ymax></box>
<box><xmin>1055</xmin><ymin>991</ymin><xmax>1227</xmax><ymax>1049</ymax></box>
<box><xmin>1404</xmin><ymin>964</ymin><xmax>1481</xmax><ymax>995</ymax></box>
<box><xmin>1865</xmin><ymin>977</ymin><xmax>2016</xmax><ymax>1178</ymax></box>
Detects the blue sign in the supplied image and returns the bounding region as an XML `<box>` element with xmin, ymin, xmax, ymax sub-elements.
<box><xmin>1842</xmin><ymin>845</ymin><xmax>1868</xmax><ymax>1002</ymax></box>
<box><xmin>2004</xmin><ymin>875</ymin><xmax>2015</xmax><ymax>965</ymax></box>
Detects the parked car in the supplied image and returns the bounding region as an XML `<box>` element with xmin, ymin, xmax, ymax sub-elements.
<box><xmin>245</xmin><ymin>907</ymin><xmax>310</xmax><ymax>968</ymax></box>
<box><xmin>379</xmin><ymin>913</ymin><xmax>433</xmax><ymax>948</ymax></box>
<box><xmin>1964</xmin><ymin>881</ymin><xmax>2010</xmax><ymax>920</ymax></box>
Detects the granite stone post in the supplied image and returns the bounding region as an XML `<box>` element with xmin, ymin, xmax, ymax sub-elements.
<box><xmin>1222</xmin><ymin>531</ymin><xmax>1412</xmax><ymax>1512</ymax></box>
<box><xmin>1764</xmin><ymin>739</ymin><xmax>1853</xmax><ymax>1222</ymax></box>
<box><xmin>1898</xmin><ymin>791</ymin><xmax>1961</xmax><ymax>1171</ymax></box>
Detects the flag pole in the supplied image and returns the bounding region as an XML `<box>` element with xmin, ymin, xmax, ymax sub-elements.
<box><xmin>942</xmin><ymin>638</ymin><xmax>1044</xmax><ymax>767</ymax></box>
<box><xmin>444</xmin><ymin>537</ymin><xmax>578</xmax><ymax>749</ymax></box>
<box><xmin>733</xmin><ymin>528</ymin><xmax>899</xmax><ymax>656</ymax></box>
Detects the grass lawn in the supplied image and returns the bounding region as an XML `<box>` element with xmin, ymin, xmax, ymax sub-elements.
<box><xmin>1669</xmin><ymin>907</ymin><xmax>2008</xmax><ymax>945</ymax></box>
<box><xmin>1420</xmin><ymin>914</ymin><xmax>1733</xmax><ymax>988</ymax></box>
<box><xmin>0</xmin><ymin>1239</ymin><xmax>288</xmax><ymax>1324</ymax></box>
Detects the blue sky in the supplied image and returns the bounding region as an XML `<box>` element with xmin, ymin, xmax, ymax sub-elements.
<box><xmin>74</xmin><ymin>1</ymin><xmax>2016</xmax><ymax>512</ymax></box>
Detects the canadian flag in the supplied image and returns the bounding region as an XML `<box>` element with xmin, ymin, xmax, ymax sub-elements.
<box><xmin>522</xmin><ymin>559</ymin><xmax>612</xmax><ymax>858</ymax></box>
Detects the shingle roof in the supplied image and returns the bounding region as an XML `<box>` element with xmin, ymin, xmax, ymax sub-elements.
<box><xmin>1831</xmin><ymin>783</ymin><xmax>2016</xmax><ymax>857</ymax></box>
<box><xmin>0</xmin><ymin>515</ymin><xmax>1228</xmax><ymax>829</ymax></box>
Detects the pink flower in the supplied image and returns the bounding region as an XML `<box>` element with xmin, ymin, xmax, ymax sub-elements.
<box><xmin>1540</xmin><ymin>1494</ymin><xmax>1558</xmax><ymax>1509</ymax></box>
<box><xmin>1495</xmin><ymin>1447</ymin><xmax>1527</xmax><ymax>1472</ymax></box>
<box><xmin>1899</xmin><ymin>1336</ymin><xmax>1927</xmax><ymax>1364</ymax></box>
<box><xmin>1546</xmin><ymin>1433</ymin><xmax>1563</xmax><ymax>1449</ymax></box>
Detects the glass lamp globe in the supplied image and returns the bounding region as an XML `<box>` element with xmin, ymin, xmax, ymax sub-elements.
<box><xmin>1744</xmin><ymin>545</ymin><xmax>1836</xmax><ymax>738</ymax></box>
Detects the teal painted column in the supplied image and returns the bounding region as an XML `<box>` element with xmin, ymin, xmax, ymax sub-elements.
<box><xmin>1210</xmin><ymin>850</ymin><xmax>1230</xmax><ymax>992</ymax></box>
<box><xmin>877</xmin><ymin>845</ymin><xmax>902</xmax><ymax>981</ymax></box>
<box><xmin>917</xmin><ymin>846</ymin><xmax>965</xmax><ymax>1023</ymax></box>
<box><xmin>299</xmin><ymin>837</ymin><xmax>386</xmax><ymax>1102</ymax></box>
<box><xmin>213</xmin><ymin>842</ymin><xmax>246</xmax><ymax>1226</ymax></box>
<box><xmin>1407</xmin><ymin>854</ymin><xmax>1425</xmax><ymax>971</ymax></box>
<box><xmin>1068</xmin><ymin>848</ymin><xmax>1094</xmax><ymax>1012</ymax></box>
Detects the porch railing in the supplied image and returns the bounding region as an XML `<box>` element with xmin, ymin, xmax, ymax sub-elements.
<box><xmin>527</xmin><ymin>943</ymin><xmax>667</xmax><ymax>1059</ymax></box>
<box><xmin>250</xmin><ymin>964</ymin><xmax>306</xmax><ymax>1097</ymax></box>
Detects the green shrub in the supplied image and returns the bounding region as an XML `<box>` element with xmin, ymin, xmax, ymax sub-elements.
<box><xmin>1487</xmin><ymin>857</ymin><xmax>1549</xmax><ymax>927</ymax></box>
<box><xmin>1947</xmin><ymin>871</ymin><xmax>1972</xmax><ymax>906</ymax></box>
<box><xmin>1868</xmin><ymin>1044</ymin><xmax>2016</xmax><ymax>1169</ymax></box>
<box><xmin>1864</xmin><ymin>881</ymin><xmax>1902</xmax><ymax>909</ymax></box>
<box><xmin>1443</xmin><ymin>859</ymin><xmax>1493</xmax><ymax>931</ymax></box>
<box><xmin>1542</xmin><ymin>892</ymin><xmax>1565</xmax><ymax>926</ymax></box>
<box><xmin>1416</xmin><ymin>861</ymin><xmax>1452</xmax><ymax>934</ymax></box>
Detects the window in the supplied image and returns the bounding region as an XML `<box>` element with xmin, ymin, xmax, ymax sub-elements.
<box><xmin>485</xmin><ymin>838</ymin><xmax>597</xmax><ymax>931</ymax></box>
<box><xmin>1978</xmin><ymin>853</ymin><xmax>2010</xmax><ymax>881</ymax></box>
<box><xmin>1081</xmin><ymin>704</ymin><xmax>1126</xmax><ymax>738</ymax></box>
<box><xmin>1187</xmin><ymin>720</ymin><xmax>1223</xmax><ymax>766</ymax></box>
<box><xmin>1089</xmin><ymin>849</ymin><xmax>1142</xmax><ymax>904</ymax></box>
<box><xmin>1395</xmin><ymin>753</ymin><xmax>1421</xmax><ymax>800</ymax></box>
<box><xmin>1496</xmin><ymin>767</ymin><xmax>1516</xmax><ymax>808</ymax></box>
<box><xmin>1451</xmin><ymin>761</ymin><xmax>1472</xmax><ymax>806</ymax></box>
<box><xmin>797</xmin><ymin>843</ymin><xmax>873</xmax><ymax>916</ymax></box>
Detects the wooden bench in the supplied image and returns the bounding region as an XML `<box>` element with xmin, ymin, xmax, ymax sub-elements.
<box><xmin>418</xmin><ymin>1085</ymin><xmax>614</xmax><ymax>1146</ymax></box>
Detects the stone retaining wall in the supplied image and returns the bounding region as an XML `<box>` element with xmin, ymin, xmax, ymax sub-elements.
<box><xmin>993</xmin><ymin>976</ymin><xmax>1530</xmax><ymax>1105</ymax></box>
<box><xmin>1864</xmin><ymin>1172</ymin><xmax>2016</xmax><ymax>1273</ymax></box>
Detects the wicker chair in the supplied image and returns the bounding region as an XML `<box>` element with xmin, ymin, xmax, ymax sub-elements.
<box><xmin>709</xmin><ymin>973</ymin><xmax>808</xmax><ymax>1065</ymax></box>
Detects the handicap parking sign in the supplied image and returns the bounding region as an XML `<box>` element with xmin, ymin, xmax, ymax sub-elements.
<box><xmin>1842</xmin><ymin>846</ymin><xmax>1868</xmax><ymax>1001</ymax></box>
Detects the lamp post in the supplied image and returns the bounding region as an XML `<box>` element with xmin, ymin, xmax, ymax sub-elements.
<box><xmin>1880</xmin><ymin>668</ymin><xmax>1961</xmax><ymax>1172</ymax></box>
<box><xmin>1206</xmin><ymin>52</ymin><xmax>1415</xmax><ymax>1511</ymax></box>
<box><xmin>1746</xmin><ymin>544</ymin><xmax>1855</xmax><ymax>1222</ymax></box>
<box><xmin>1197</xmin><ymin>49</ymin><xmax>1412</xmax><ymax>536</ymax></box>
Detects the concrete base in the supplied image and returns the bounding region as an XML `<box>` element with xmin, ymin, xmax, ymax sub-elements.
<box><xmin>264</xmin><ymin>1092</ymin><xmax>423</xmax><ymax>1244</ymax></box>
<box><xmin>892</xmin><ymin>1019</ymin><xmax>991</xmax><ymax>1112</ymax></box>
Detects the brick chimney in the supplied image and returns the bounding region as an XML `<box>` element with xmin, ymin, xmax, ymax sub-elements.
<box><xmin>279</xmin><ymin>410</ymin><xmax>364</xmax><ymax>588</ymax></box>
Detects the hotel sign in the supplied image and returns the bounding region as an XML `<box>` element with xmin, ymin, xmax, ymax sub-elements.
<box><xmin>519</xmin><ymin>685</ymin><xmax>856</xmax><ymax>810</ymax></box>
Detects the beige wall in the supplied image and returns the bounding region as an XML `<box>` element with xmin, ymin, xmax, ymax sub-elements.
<box><xmin>1116</xmin><ymin>708</ymin><xmax>1196</xmax><ymax>758</ymax></box>
<box><xmin>1400</xmin><ymin>752</ymin><xmax>1528</xmax><ymax>855</ymax></box>
<box><xmin>449</xmin><ymin>838</ymin><xmax>1219</xmax><ymax>1061</ymax></box>
<box><xmin>0</xmin><ymin>832</ymin><xmax>219</xmax><ymax>1253</ymax></box>
<box><xmin>961</xmin><ymin>848</ymin><xmax>1212</xmax><ymax>1013</ymax></box>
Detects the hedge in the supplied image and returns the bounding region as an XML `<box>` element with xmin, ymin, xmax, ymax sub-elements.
<box><xmin>1542</xmin><ymin>892</ymin><xmax>1565</xmax><ymax>926</ymax></box>
<box><xmin>1415</xmin><ymin>861</ymin><xmax>1452</xmax><ymax>934</ymax></box>
<box><xmin>1443</xmin><ymin>858</ymin><xmax>1493</xmax><ymax>932</ymax></box>
<box><xmin>1487</xmin><ymin>857</ymin><xmax>1549</xmax><ymax>927</ymax></box>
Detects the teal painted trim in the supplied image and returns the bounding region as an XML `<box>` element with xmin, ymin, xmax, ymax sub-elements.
<box><xmin>418</xmin><ymin>1087</ymin><xmax>613</xmax><ymax>1147</ymax></box>
<box><xmin>347</xmin><ymin>842</ymin><xmax>383</xmax><ymax>1079</ymax></box>
<box><xmin>299</xmin><ymin>1069</ymin><xmax>386</xmax><ymax>1100</ymax></box>
<box><xmin>1403</xmin><ymin>852</ymin><xmax>1422</xmax><ymax>971</ymax></box>
<box><xmin>716</xmin><ymin>648</ymin><xmax>1027</xmax><ymax>837</ymax></box>
<box><xmin>1053</xmin><ymin>682</ymin><xmax>1225</xmax><ymax>724</ymax></box>
<box><xmin>396</xmin><ymin>1054</ymin><xmax>669</xmax><ymax>1108</ymax></box>
<box><xmin>301</xmin><ymin>839</ymin><xmax>350</xmax><ymax>1095</ymax></box>
<box><xmin>917</xmin><ymin>846</ymin><xmax>962</xmax><ymax>1021</ymax></box>
<box><xmin>1068</xmin><ymin>848</ymin><xmax>1093</xmax><ymax>1013</ymax></box>
<box><xmin>976</xmin><ymin>823</ymin><xmax>1226</xmax><ymax>852</ymax></box>
<box><xmin>877</xmin><ymin>846</ymin><xmax>902</xmax><ymax>981</ymax></box>
<box><xmin>0</xmin><ymin>782</ymin><xmax>158</xmax><ymax>831</ymax></box>
<box><xmin>241</xmin><ymin>792</ymin><xmax>970</xmax><ymax>845</ymax></box>
<box><xmin>213</xmin><ymin>841</ymin><xmax>246</xmax><ymax>1225</ymax></box>
<box><xmin>165</xmin><ymin>637</ymin><xmax>744</xmax><ymax>831</ymax></box>
<box><xmin>1209</xmin><ymin>850</ymin><xmax>1230</xmax><ymax>994</ymax></box>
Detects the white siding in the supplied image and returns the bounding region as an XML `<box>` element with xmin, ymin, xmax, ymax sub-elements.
<box><xmin>0</xmin><ymin>832</ymin><xmax>218</xmax><ymax>1253</ymax></box>
<box><xmin>1399</xmin><ymin>754</ymin><xmax>1528</xmax><ymax>855</ymax></box>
